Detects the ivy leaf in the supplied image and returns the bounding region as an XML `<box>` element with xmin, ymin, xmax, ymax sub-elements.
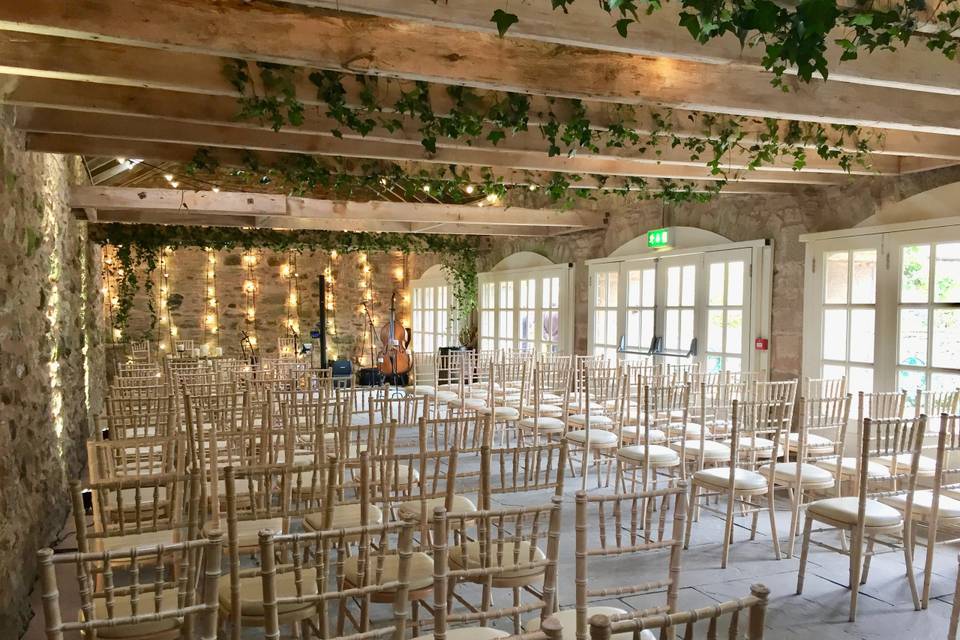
<box><xmin>491</xmin><ymin>9</ymin><xmax>519</xmax><ymax>37</ymax></box>
<box><xmin>851</xmin><ymin>12</ymin><xmax>875</xmax><ymax>26</ymax></box>
<box><xmin>422</xmin><ymin>136</ymin><xmax>438</xmax><ymax>153</ymax></box>
<box><xmin>486</xmin><ymin>130</ymin><xmax>507</xmax><ymax>145</ymax></box>
<box><xmin>615</xmin><ymin>18</ymin><xmax>634</xmax><ymax>37</ymax></box>
<box><xmin>678</xmin><ymin>12</ymin><xmax>702</xmax><ymax>39</ymax></box>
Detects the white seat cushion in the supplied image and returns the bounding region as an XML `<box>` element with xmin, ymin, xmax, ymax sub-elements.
<box><xmin>760</xmin><ymin>462</ymin><xmax>835</xmax><ymax>486</ymax></box>
<box><xmin>787</xmin><ymin>432</ymin><xmax>834</xmax><ymax>451</ymax></box>
<box><xmin>620</xmin><ymin>426</ymin><xmax>666</xmax><ymax>444</ymax></box>
<box><xmin>476</xmin><ymin>405</ymin><xmax>520</xmax><ymax>419</ymax></box>
<box><xmin>618</xmin><ymin>444</ymin><xmax>680</xmax><ymax>466</ymax></box>
<box><xmin>303</xmin><ymin>503</ymin><xmax>383</xmax><ymax>532</ymax></box>
<box><xmin>816</xmin><ymin>457</ymin><xmax>892</xmax><ymax>479</ymax></box>
<box><xmin>218</xmin><ymin>569</ymin><xmax>317</xmax><ymax>618</ymax></box>
<box><xmin>670</xmin><ymin>439</ymin><xmax>730</xmax><ymax>459</ymax></box>
<box><xmin>875</xmin><ymin>454</ymin><xmax>936</xmax><ymax>475</ymax></box>
<box><xmin>676</xmin><ymin>422</ymin><xmax>710</xmax><ymax>437</ymax></box>
<box><xmin>449</xmin><ymin>541</ymin><xmax>546</xmax><ymax>580</ymax></box>
<box><xmin>807</xmin><ymin>496</ymin><xmax>902</xmax><ymax>527</ymax></box>
<box><xmin>567</xmin><ymin>399</ymin><xmax>605</xmax><ymax>413</ymax></box>
<box><xmin>540</xmin><ymin>392</ymin><xmax>563</xmax><ymax>403</ymax></box>
<box><xmin>434</xmin><ymin>390</ymin><xmax>459</xmax><ymax>402</ymax></box>
<box><xmin>523</xmin><ymin>404</ymin><xmax>564</xmax><ymax>417</ymax></box>
<box><xmin>456</xmin><ymin>397</ymin><xmax>488</xmax><ymax>410</ymax></box>
<box><xmin>397</xmin><ymin>495</ymin><xmax>478</xmax><ymax>522</ymax></box>
<box><xmin>527</xmin><ymin>607</ymin><xmax>653</xmax><ymax>640</ymax></box>
<box><xmin>883</xmin><ymin>489</ymin><xmax>960</xmax><ymax>519</ymax></box>
<box><xmin>518</xmin><ymin>416</ymin><xmax>566</xmax><ymax>432</ymax></box>
<box><xmin>566</xmin><ymin>429</ymin><xmax>619</xmax><ymax>446</ymax></box>
<box><xmin>568</xmin><ymin>414</ymin><xmax>613</xmax><ymax>427</ymax></box>
<box><xmin>725</xmin><ymin>436</ymin><xmax>776</xmax><ymax>452</ymax></box>
<box><xmin>403</xmin><ymin>385</ymin><xmax>435</xmax><ymax>397</ymax></box>
<box><xmin>345</xmin><ymin>551</ymin><xmax>434</xmax><ymax>592</ymax></box>
<box><xmin>694</xmin><ymin>467</ymin><xmax>768</xmax><ymax>491</ymax></box>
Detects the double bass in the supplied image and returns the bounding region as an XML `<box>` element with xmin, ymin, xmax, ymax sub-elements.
<box><xmin>378</xmin><ymin>292</ymin><xmax>411</xmax><ymax>376</ymax></box>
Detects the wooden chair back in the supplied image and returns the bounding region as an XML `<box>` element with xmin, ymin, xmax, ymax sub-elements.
<box><xmin>481</xmin><ymin>441</ymin><xmax>567</xmax><ymax>508</ymax></box>
<box><xmin>104</xmin><ymin>394</ymin><xmax>177</xmax><ymax>439</ymax></box>
<box><xmin>794</xmin><ymin>394</ymin><xmax>852</xmax><ymax>495</ymax></box>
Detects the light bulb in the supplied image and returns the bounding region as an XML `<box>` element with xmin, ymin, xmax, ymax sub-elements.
<box><xmin>248</xmin><ymin>336</ymin><xmax>257</xmax><ymax>346</ymax></box>
<box><xmin>170</xmin><ymin>181</ymin><xmax>179</xmax><ymax>188</ymax></box>
<box><xmin>164</xmin><ymin>173</ymin><xmax>174</xmax><ymax>182</ymax></box>
<box><xmin>170</xmin><ymin>326</ymin><xmax>178</xmax><ymax>337</ymax></box>
<box><xmin>422</xmin><ymin>184</ymin><xmax>431</xmax><ymax>193</ymax></box>
<box><xmin>288</xmin><ymin>293</ymin><xmax>297</xmax><ymax>306</ymax></box>
<box><xmin>281</xmin><ymin>264</ymin><xmax>291</xmax><ymax>278</ymax></box>
<box><xmin>244</xmin><ymin>281</ymin><xmax>255</xmax><ymax>293</ymax></box>
<box><xmin>394</xmin><ymin>267</ymin><xmax>404</xmax><ymax>280</ymax></box>
<box><xmin>330</xmin><ymin>250</ymin><xmax>338</xmax><ymax>259</ymax></box>
<box><xmin>208</xmin><ymin>254</ymin><xmax>216</xmax><ymax>265</ymax></box>
<box><xmin>486</xmin><ymin>193</ymin><xmax>498</xmax><ymax>203</ymax></box>
<box><xmin>206</xmin><ymin>314</ymin><xmax>216</xmax><ymax>325</ymax></box>
<box><xmin>207</xmin><ymin>286</ymin><xmax>215</xmax><ymax>297</ymax></box>
<box><xmin>465</xmin><ymin>184</ymin><xmax>475</xmax><ymax>194</ymax></box>
<box><xmin>529</xmin><ymin>184</ymin><xmax>538</xmax><ymax>191</ymax></box>
<box><xmin>212</xmin><ymin>186</ymin><xmax>220</xmax><ymax>193</ymax></box>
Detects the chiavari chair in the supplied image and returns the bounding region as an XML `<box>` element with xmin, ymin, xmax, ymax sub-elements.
<box><xmin>482</xmin><ymin>441</ymin><xmax>568</xmax><ymax>509</ymax></box>
<box><xmin>805</xmin><ymin>375</ymin><xmax>846</xmax><ymax>400</ymax></box>
<box><xmin>670</xmin><ymin>381</ymin><xmax>738</xmax><ymax>474</ymax></box>
<box><xmin>117</xmin><ymin>360</ymin><xmax>161</xmax><ymax>378</ymax></box>
<box><xmin>37</xmin><ymin>532</ymin><xmax>223</xmax><ymax>640</ymax></box>
<box><xmin>685</xmin><ymin>397</ymin><xmax>786</xmax><ymax>568</ymax></box>
<box><xmin>445</xmin><ymin>500</ymin><xmax>564</xmax><ymax>635</ymax></box>
<box><xmin>259</xmin><ymin>521</ymin><xmax>419</xmax><ymax>640</ymax></box>
<box><xmin>565</xmin><ymin>369</ymin><xmax>623</xmax><ymax>489</ymax></box>
<box><xmin>538</xmin><ymin>353</ymin><xmax>573</xmax><ymax>403</ymax></box>
<box><xmin>404</xmin><ymin>350</ymin><xmax>438</xmax><ymax>398</ymax></box>
<box><xmin>588</xmin><ymin>583</ymin><xmax>770</xmax><ymax>640</ymax></box>
<box><xmin>519</xmin><ymin>364</ymin><xmax>572</xmax><ymax>446</ymax></box>
<box><xmin>617</xmin><ymin>384</ymin><xmax>687</xmax><ymax>494</ymax></box>
<box><xmin>103</xmin><ymin>393</ymin><xmax>177</xmax><ymax>439</ymax></box>
<box><xmin>477</xmin><ymin>360</ymin><xmax>526</xmax><ymax>448</ymax></box>
<box><xmin>531</xmin><ymin>487</ymin><xmax>687</xmax><ymax>640</ymax></box>
<box><xmin>796</xmin><ymin>413</ymin><xmax>927</xmax><ymax>621</ymax></box>
<box><xmin>764</xmin><ymin>394</ymin><xmax>851</xmax><ymax>559</ymax></box>
<box><xmin>127</xmin><ymin>338</ymin><xmax>153</xmax><ymax>363</ymax></box>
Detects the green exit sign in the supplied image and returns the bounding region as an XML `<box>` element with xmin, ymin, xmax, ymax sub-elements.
<box><xmin>647</xmin><ymin>227</ymin><xmax>671</xmax><ymax>248</ymax></box>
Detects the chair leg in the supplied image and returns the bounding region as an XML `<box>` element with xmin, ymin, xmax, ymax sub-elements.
<box><xmin>860</xmin><ymin>537</ymin><xmax>875</xmax><ymax>585</ymax></box>
<box><xmin>903</xmin><ymin>522</ymin><xmax>921</xmax><ymax>611</ymax></box>
<box><xmin>796</xmin><ymin>516</ymin><xmax>814</xmax><ymax>595</ymax></box>
<box><xmin>849</xmin><ymin>531</ymin><xmax>863</xmax><ymax>622</ymax></box>
<box><xmin>513</xmin><ymin>587</ymin><xmax>522</xmax><ymax>634</ymax></box>
<box><xmin>787</xmin><ymin>486</ymin><xmax>801</xmax><ymax>560</ymax></box>
<box><xmin>750</xmin><ymin>497</ymin><xmax>760</xmax><ymax>541</ymax></box>
<box><xmin>721</xmin><ymin>489</ymin><xmax>736</xmax><ymax>569</ymax></box>
<box><xmin>684</xmin><ymin>484</ymin><xmax>698</xmax><ymax>549</ymax></box>
<box><xmin>766</xmin><ymin>489</ymin><xmax>781</xmax><ymax>561</ymax></box>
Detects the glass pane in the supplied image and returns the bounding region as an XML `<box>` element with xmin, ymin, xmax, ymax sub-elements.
<box><xmin>438</xmin><ymin>286</ymin><xmax>447</xmax><ymax>308</ymax></box>
<box><xmin>728</xmin><ymin>261</ymin><xmax>744</xmax><ymax>307</ymax></box>
<box><xmin>667</xmin><ymin>267</ymin><xmax>680</xmax><ymax>307</ymax></box>
<box><xmin>607</xmin><ymin>311</ymin><xmax>617</xmax><ymax>347</ymax></box>
<box><xmin>726</xmin><ymin>357</ymin><xmax>742</xmax><ymax>373</ymax></box>
<box><xmin>519</xmin><ymin>311</ymin><xmax>534</xmax><ymax>341</ymax></box>
<box><xmin>596</xmin><ymin>273</ymin><xmax>607</xmax><ymax>307</ymax></box>
<box><xmin>424</xmin><ymin>334</ymin><xmax>434</xmax><ymax>353</ymax></box>
<box><xmin>680</xmin><ymin>309</ymin><xmax>695</xmax><ymax>348</ymax></box>
<box><xmin>626</xmin><ymin>310</ymin><xmax>641</xmax><ymax>349</ymax></box>
<box><xmin>823</xmin><ymin>364</ymin><xmax>846</xmax><ymax>381</ymax></box>
<box><xmin>932</xmin><ymin>309</ymin><xmax>960</xmax><ymax>370</ymax></box>
<box><xmin>551</xmin><ymin>277</ymin><xmax>560</xmax><ymax>307</ymax></box>
<box><xmin>424</xmin><ymin>312</ymin><xmax>434</xmax><ymax>333</ymax></box>
<box><xmin>607</xmin><ymin>272</ymin><xmax>618</xmax><ymax>307</ymax></box>
<box><xmin>413</xmin><ymin>288</ymin><xmax>422</xmax><ymax>308</ymax></box>
<box><xmin>425</xmin><ymin>287</ymin><xmax>434</xmax><ymax>308</ymax></box>
<box><xmin>901</xmin><ymin>244</ymin><xmax>931</xmax><ymax>303</ymax></box>
<box><xmin>665</xmin><ymin>309</ymin><xmax>679</xmax><ymax>350</ymax></box>
<box><xmin>726</xmin><ymin>310</ymin><xmax>743</xmax><ymax>355</ymax></box>
<box><xmin>437</xmin><ymin>311</ymin><xmax>448</xmax><ymax>334</ymax></box>
<box><xmin>824</xmin><ymin>251</ymin><xmax>849</xmax><ymax>304</ymax></box>
<box><xmin>640</xmin><ymin>310</ymin><xmax>655</xmax><ymax>350</ymax></box>
<box><xmin>898</xmin><ymin>369</ymin><xmax>926</xmax><ymax>393</ymax></box>
<box><xmin>932</xmin><ymin>373</ymin><xmax>960</xmax><ymax>392</ymax></box>
<box><xmin>849</xmin><ymin>308</ymin><xmax>875</xmax><ymax>363</ymax></box>
<box><xmin>681</xmin><ymin>265</ymin><xmax>696</xmax><ymax>307</ymax></box>
<box><xmin>542</xmin><ymin>311</ymin><xmax>560</xmax><ymax>343</ymax></box>
<box><xmin>848</xmin><ymin>366</ymin><xmax>874</xmax><ymax>395</ymax></box>
<box><xmin>850</xmin><ymin>250</ymin><xmax>877</xmax><ymax>304</ymax></box>
<box><xmin>898</xmin><ymin>308</ymin><xmax>928</xmax><ymax>367</ymax></box>
<box><xmin>935</xmin><ymin>243</ymin><xmax>960</xmax><ymax>303</ymax></box>
<box><xmin>709</xmin><ymin>263</ymin><xmax>725</xmax><ymax>306</ymax></box>
<box><xmin>413</xmin><ymin>310</ymin><xmax>422</xmax><ymax>333</ymax></box>
<box><xmin>707</xmin><ymin>355</ymin><xmax>722</xmax><ymax>373</ymax></box>
<box><xmin>642</xmin><ymin>269</ymin><xmax>655</xmax><ymax>308</ymax></box>
<box><xmin>707</xmin><ymin>310</ymin><xmax>724</xmax><ymax>352</ymax></box>
<box><xmin>628</xmin><ymin>271</ymin><xmax>642</xmax><ymax>307</ymax></box>
<box><xmin>822</xmin><ymin>309</ymin><xmax>848</xmax><ymax>361</ymax></box>
<box><xmin>594</xmin><ymin>311</ymin><xmax>606</xmax><ymax>344</ymax></box>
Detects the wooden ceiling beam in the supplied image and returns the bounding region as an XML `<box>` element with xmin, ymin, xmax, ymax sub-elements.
<box><xmin>25</xmin><ymin>132</ymin><xmax>848</xmax><ymax>185</ymax></box>
<box><xmin>284</xmin><ymin>0</ymin><xmax>960</xmax><ymax>95</ymax></box>
<box><xmin>70</xmin><ymin>186</ymin><xmax>606</xmax><ymax>229</ymax></box>
<box><xmin>1</xmin><ymin>3</ymin><xmax>959</xmax><ymax>135</ymax></box>
<box><xmin>14</xmin><ymin>105</ymin><xmax>902</xmax><ymax>176</ymax></box>
<box><xmin>3</xmin><ymin>77</ymin><xmax>940</xmax><ymax>171</ymax></box>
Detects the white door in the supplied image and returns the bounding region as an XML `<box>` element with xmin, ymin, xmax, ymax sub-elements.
<box><xmin>659</xmin><ymin>254</ymin><xmax>700</xmax><ymax>356</ymax></box>
<box><xmin>590</xmin><ymin>267</ymin><xmax>620</xmax><ymax>362</ymax></box>
<box><xmin>620</xmin><ymin>257</ymin><xmax>658</xmax><ymax>362</ymax></box>
<box><xmin>703</xmin><ymin>248</ymin><xmax>752</xmax><ymax>373</ymax></box>
<box><xmin>890</xmin><ymin>228</ymin><xmax>960</xmax><ymax>394</ymax></box>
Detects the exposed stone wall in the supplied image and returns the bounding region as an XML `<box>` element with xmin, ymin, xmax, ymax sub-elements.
<box><xmin>116</xmin><ymin>247</ymin><xmax>439</xmax><ymax>363</ymax></box>
<box><xmin>0</xmin><ymin>108</ymin><xmax>104</xmax><ymax>636</ymax></box>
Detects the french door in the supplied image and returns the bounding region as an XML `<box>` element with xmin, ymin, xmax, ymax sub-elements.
<box><xmin>589</xmin><ymin>245</ymin><xmax>761</xmax><ymax>372</ymax></box>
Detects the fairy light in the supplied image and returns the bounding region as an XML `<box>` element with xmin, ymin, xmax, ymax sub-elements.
<box><xmin>203</xmin><ymin>248</ymin><xmax>220</xmax><ymax>349</ymax></box>
<box><xmin>101</xmin><ymin>246</ymin><xmax>120</xmax><ymax>343</ymax></box>
<box><xmin>243</xmin><ymin>250</ymin><xmax>258</xmax><ymax>354</ymax></box>
<box><xmin>465</xmin><ymin>184</ymin><xmax>475</xmax><ymax>194</ymax></box>
<box><xmin>158</xmin><ymin>248</ymin><xmax>176</xmax><ymax>352</ymax></box>
<box><xmin>324</xmin><ymin>252</ymin><xmax>337</xmax><ymax>359</ymax></box>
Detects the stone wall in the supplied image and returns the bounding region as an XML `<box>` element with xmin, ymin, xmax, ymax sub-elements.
<box><xmin>115</xmin><ymin>246</ymin><xmax>439</xmax><ymax>364</ymax></box>
<box><xmin>0</xmin><ymin>108</ymin><xmax>104</xmax><ymax>635</ymax></box>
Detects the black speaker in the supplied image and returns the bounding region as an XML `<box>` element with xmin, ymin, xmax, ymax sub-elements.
<box><xmin>358</xmin><ymin>367</ymin><xmax>384</xmax><ymax>386</ymax></box>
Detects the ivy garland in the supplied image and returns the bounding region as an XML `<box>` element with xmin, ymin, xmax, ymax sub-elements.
<box><xmin>88</xmin><ymin>223</ymin><xmax>480</xmax><ymax>337</ymax></box>
<box><xmin>486</xmin><ymin>0</ymin><xmax>960</xmax><ymax>88</ymax></box>
<box><xmin>220</xmin><ymin>60</ymin><xmax>877</xmax><ymax>197</ymax></box>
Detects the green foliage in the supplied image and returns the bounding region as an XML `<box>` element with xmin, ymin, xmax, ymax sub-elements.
<box><xmin>485</xmin><ymin>0</ymin><xmax>960</xmax><ymax>88</ymax></box>
<box><xmin>88</xmin><ymin>223</ymin><xmax>480</xmax><ymax>334</ymax></box>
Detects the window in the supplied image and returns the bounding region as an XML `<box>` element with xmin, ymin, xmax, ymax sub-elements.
<box><xmin>587</xmin><ymin>239</ymin><xmax>771</xmax><ymax>374</ymax></box>
<box><xmin>411</xmin><ymin>270</ymin><xmax>458</xmax><ymax>354</ymax></box>
<box><xmin>803</xmin><ymin>223</ymin><xmax>960</xmax><ymax>397</ymax></box>
<box><xmin>592</xmin><ymin>269</ymin><xmax>620</xmax><ymax>362</ymax></box>
<box><xmin>477</xmin><ymin>260</ymin><xmax>573</xmax><ymax>353</ymax></box>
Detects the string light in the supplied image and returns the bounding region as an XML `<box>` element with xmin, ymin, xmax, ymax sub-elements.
<box><xmin>465</xmin><ymin>184</ymin><xmax>475</xmax><ymax>194</ymax></box>
<box><xmin>243</xmin><ymin>250</ymin><xmax>258</xmax><ymax>355</ymax></box>
<box><xmin>158</xmin><ymin>248</ymin><xmax>176</xmax><ymax>351</ymax></box>
<box><xmin>203</xmin><ymin>248</ymin><xmax>220</xmax><ymax>350</ymax></box>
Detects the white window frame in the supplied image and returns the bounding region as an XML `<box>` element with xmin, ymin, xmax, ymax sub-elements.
<box><xmin>801</xmin><ymin>216</ymin><xmax>960</xmax><ymax>394</ymax></box>
<box><xmin>586</xmin><ymin>237</ymin><xmax>773</xmax><ymax>375</ymax></box>
<box><xmin>477</xmin><ymin>261</ymin><xmax>575</xmax><ymax>354</ymax></box>
<box><xmin>410</xmin><ymin>267</ymin><xmax>459</xmax><ymax>355</ymax></box>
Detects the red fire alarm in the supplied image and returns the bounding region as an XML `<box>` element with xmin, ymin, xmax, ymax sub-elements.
<box><xmin>755</xmin><ymin>337</ymin><xmax>769</xmax><ymax>351</ymax></box>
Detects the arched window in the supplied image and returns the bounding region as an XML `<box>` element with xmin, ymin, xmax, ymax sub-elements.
<box><xmin>410</xmin><ymin>265</ymin><xmax>459</xmax><ymax>354</ymax></box>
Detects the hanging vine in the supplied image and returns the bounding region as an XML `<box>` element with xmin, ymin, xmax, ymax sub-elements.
<box><xmin>485</xmin><ymin>0</ymin><xmax>960</xmax><ymax>88</ymax></box>
<box><xmin>88</xmin><ymin>223</ymin><xmax>480</xmax><ymax>336</ymax></box>
<box><xmin>220</xmin><ymin>60</ymin><xmax>878</xmax><ymax>197</ymax></box>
